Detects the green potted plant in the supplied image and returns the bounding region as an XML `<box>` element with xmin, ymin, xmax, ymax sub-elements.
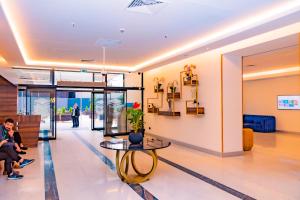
<box><xmin>61</xmin><ymin>106</ymin><xmax>66</xmax><ymax>114</ymax></box>
<box><xmin>127</xmin><ymin>102</ymin><xmax>144</xmax><ymax>144</ymax></box>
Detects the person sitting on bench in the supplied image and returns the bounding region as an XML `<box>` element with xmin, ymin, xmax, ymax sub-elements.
<box><xmin>7</xmin><ymin>128</ymin><xmax>27</xmax><ymax>155</ymax></box>
<box><xmin>0</xmin><ymin>118</ymin><xmax>34</xmax><ymax>180</ymax></box>
<box><xmin>0</xmin><ymin>150</ymin><xmax>22</xmax><ymax>180</ymax></box>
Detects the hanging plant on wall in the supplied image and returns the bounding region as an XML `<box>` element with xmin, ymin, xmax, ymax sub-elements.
<box><xmin>183</xmin><ymin>64</ymin><xmax>196</xmax><ymax>81</ymax></box>
<box><xmin>153</xmin><ymin>77</ymin><xmax>165</xmax><ymax>92</ymax></box>
<box><xmin>167</xmin><ymin>80</ymin><xmax>178</xmax><ymax>93</ymax></box>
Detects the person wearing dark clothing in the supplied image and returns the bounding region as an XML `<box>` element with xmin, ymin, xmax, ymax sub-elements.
<box><xmin>0</xmin><ymin>151</ymin><xmax>17</xmax><ymax>179</ymax></box>
<box><xmin>9</xmin><ymin>131</ymin><xmax>27</xmax><ymax>154</ymax></box>
<box><xmin>0</xmin><ymin>118</ymin><xmax>34</xmax><ymax>180</ymax></box>
<box><xmin>13</xmin><ymin>131</ymin><xmax>28</xmax><ymax>151</ymax></box>
<box><xmin>71</xmin><ymin>103</ymin><xmax>80</xmax><ymax>128</ymax></box>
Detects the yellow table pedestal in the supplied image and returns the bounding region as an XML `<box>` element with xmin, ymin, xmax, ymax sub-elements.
<box><xmin>116</xmin><ymin>150</ymin><xmax>158</xmax><ymax>184</ymax></box>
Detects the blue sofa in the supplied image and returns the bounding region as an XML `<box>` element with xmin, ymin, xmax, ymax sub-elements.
<box><xmin>243</xmin><ymin>115</ymin><xmax>276</xmax><ymax>133</ymax></box>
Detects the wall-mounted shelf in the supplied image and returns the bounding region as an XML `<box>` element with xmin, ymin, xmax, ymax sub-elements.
<box><xmin>167</xmin><ymin>92</ymin><xmax>181</xmax><ymax>99</ymax></box>
<box><xmin>183</xmin><ymin>80</ymin><xmax>198</xmax><ymax>86</ymax></box>
<box><xmin>154</xmin><ymin>89</ymin><xmax>164</xmax><ymax>93</ymax></box>
<box><xmin>148</xmin><ymin>107</ymin><xmax>159</xmax><ymax>113</ymax></box>
<box><xmin>186</xmin><ymin>107</ymin><xmax>205</xmax><ymax>115</ymax></box>
<box><xmin>158</xmin><ymin>111</ymin><xmax>181</xmax><ymax>116</ymax></box>
<box><xmin>180</xmin><ymin>65</ymin><xmax>205</xmax><ymax>116</ymax></box>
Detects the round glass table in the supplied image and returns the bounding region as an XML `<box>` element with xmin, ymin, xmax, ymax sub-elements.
<box><xmin>100</xmin><ymin>136</ymin><xmax>171</xmax><ymax>184</ymax></box>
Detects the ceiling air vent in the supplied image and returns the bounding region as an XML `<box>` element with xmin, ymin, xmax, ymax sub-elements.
<box><xmin>128</xmin><ymin>0</ymin><xmax>164</xmax><ymax>8</ymax></box>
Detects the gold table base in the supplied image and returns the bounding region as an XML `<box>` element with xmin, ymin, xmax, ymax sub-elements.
<box><xmin>116</xmin><ymin>150</ymin><xmax>158</xmax><ymax>184</ymax></box>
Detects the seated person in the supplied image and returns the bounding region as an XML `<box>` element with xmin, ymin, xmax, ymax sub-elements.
<box><xmin>7</xmin><ymin>128</ymin><xmax>27</xmax><ymax>155</ymax></box>
<box><xmin>0</xmin><ymin>118</ymin><xmax>34</xmax><ymax>180</ymax></box>
<box><xmin>13</xmin><ymin>131</ymin><xmax>28</xmax><ymax>150</ymax></box>
<box><xmin>0</xmin><ymin>151</ymin><xmax>22</xmax><ymax>180</ymax></box>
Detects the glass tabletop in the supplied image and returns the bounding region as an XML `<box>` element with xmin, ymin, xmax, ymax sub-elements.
<box><xmin>100</xmin><ymin>136</ymin><xmax>171</xmax><ymax>151</ymax></box>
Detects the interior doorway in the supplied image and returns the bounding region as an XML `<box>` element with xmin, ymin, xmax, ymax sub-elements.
<box><xmin>56</xmin><ymin>90</ymin><xmax>93</xmax><ymax>131</ymax></box>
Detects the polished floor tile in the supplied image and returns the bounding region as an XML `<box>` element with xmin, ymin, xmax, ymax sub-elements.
<box><xmin>0</xmin><ymin>126</ymin><xmax>299</xmax><ymax>200</ymax></box>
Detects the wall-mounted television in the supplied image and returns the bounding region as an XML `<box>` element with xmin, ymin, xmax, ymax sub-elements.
<box><xmin>277</xmin><ymin>96</ymin><xmax>300</xmax><ymax>110</ymax></box>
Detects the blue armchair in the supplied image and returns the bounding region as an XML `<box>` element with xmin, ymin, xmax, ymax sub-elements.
<box><xmin>243</xmin><ymin>114</ymin><xmax>276</xmax><ymax>133</ymax></box>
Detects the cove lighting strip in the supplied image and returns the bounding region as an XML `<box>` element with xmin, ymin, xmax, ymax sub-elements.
<box><xmin>132</xmin><ymin>1</ymin><xmax>300</xmax><ymax>71</ymax></box>
<box><xmin>1</xmin><ymin>0</ymin><xmax>300</xmax><ymax>71</ymax></box>
<box><xmin>0</xmin><ymin>56</ymin><xmax>7</xmax><ymax>64</ymax></box>
<box><xmin>243</xmin><ymin>66</ymin><xmax>300</xmax><ymax>79</ymax></box>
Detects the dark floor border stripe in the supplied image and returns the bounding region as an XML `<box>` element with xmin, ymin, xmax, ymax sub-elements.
<box><xmin>73</xmin><ymin>133</ymin><xmax>158</xmax><ymax>200</ymax></box>
<box><xmin>44</xmin><ymin>140</ymin><xmax>59</xmax><ymax>200</ymax></box>
<box><xmin>157</xmin><ymin>156</ymin><xmax>256</xmax><ymax>200</ymax></box>
<box><xmin>112</xmin><ymin>136</ymin><xmax>255</xmax><ymax>199</ymax></box>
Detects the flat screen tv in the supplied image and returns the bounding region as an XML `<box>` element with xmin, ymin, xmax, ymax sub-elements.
<box><xmin>277</xmin><ymin>96</ymin><xmax>300</xmax><ymax>110</ymax></box>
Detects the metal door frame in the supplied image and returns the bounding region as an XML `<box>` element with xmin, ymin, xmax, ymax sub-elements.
<box><xmin>91</xmin><ymin>91</ymin><xmax>105</xmax><ymax>130</ymax></box>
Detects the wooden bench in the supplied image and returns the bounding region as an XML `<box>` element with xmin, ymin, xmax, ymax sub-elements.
<box><xmin>0</xmin><ymin>115</ymin><xmax>41</xmax><ymax>147</ymax></box>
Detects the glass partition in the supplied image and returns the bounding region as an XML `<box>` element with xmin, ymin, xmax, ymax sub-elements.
<box><xmin>105</xmin><ymin>90</ymin><xmax>126</xmax><ymax>135</ymax></box>
<box><xmin>92</xmin><ymin>92</ymin><xmax>105</xmax><ymax>130</ymax></box>
<box><xmin>13</xmin><ymin>68</ymin><xmax>52</xmax><ymax>85</ymax></box>
<box><xmin>55</xmin><ymin>71</ymin><xmax>93</xmax><ymax>84</ymax></box>
<box><xmin>28</xmin><ymin>89</ymin><xmax>55</xmax><ymax>139</ymax></box>
<box><xmin>17</xmin><ymin>89</ymin><xmax>26</xmax><ymax>115</ymax></box>
<box><xmin>107</xmin><ymin>73</ymin><xmax>124</xmax><ymax>87</ymax></box>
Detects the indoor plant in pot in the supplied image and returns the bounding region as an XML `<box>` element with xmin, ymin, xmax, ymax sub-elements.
<box><xmin>127</xmin><ymin>102</ymin><xmax>144</xmax><ymax>144</ymax></box>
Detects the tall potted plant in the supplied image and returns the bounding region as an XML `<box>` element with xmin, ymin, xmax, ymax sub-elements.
<box><xmin>127</xmin><ymin>102</ymin><xmax>144</xmax><ymax>144</ymax></box>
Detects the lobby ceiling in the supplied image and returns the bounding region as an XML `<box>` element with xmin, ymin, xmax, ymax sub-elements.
<box><xmin>0</xmin><ymin>0</ymin><xmax>300</xmax><ymax>71</ymax></box>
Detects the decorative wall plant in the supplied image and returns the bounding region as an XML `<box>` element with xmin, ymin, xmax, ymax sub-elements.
<box><xmin>153</xmin><ymin>77</ymin><xmax>165</xmax><ymax>92</ymax></box>
<box><xmin>167</xmin><ymin>80</ymin><xmax>179</xmax><ymax>93</ymax></box>
<box><xmin>147</xmin><ymin>77</ymin><xmax>165</xmax><ymax>113</ymax></box>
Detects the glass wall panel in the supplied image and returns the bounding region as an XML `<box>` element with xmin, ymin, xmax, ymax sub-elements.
<box><xmin>107</xmin><ymin>73</ymin><xmax>124</xmax><ymax>87</ymax></box>
<box><xmin>105</xmin><ymin>91</ymin><xmax>126</xmax><ymax>135</ymax></box>
<box><xmin>94</xmin><ymin>73</ymin><xmax>106</xmax><ymax>83</ymax></box>
<box><xmin>17</xmin><ymin>89</ymin><xmax>26</xmax><ymax>115</ymax></box>
<box><xmin>13</xmin><ymin>69</ymin><xmax>51</xmax><ymax>85</ymax></box>
<box><xmin>92</xmin><ymin>92</ymin><xmax>104</xmax><ymax>129</ymax></box>
<box><xmin>28</xmin><ymin>89</ymin><xmax>55</xmax><ymax>139</ymax></box>
<box><xmin>55</xmin><ymin>71</ymin><xmax>93</xmax><ymax>84</ymax></box>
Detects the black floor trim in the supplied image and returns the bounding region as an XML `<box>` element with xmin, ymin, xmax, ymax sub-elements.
<box><xmin>157</xmin><ymin>156</ymin><xmax>256</xmax><ymax>200</ymax></box>
<box><xmin>73</xmin><ymin>133</ymin><xmax>158</xmax><ymax>200</ymax></box>
<box><xmin>44</xmin><ymin>140</ymin><xmax>59</xmax><ymax>200</ymax></box>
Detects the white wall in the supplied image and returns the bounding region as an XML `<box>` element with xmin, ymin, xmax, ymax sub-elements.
<box><xmin>144</xmin><ymin>49</ymin><xmax>245</xmax><ymax>155</ymax></box>
<box><xmin>222</xmin><ymin>54</ymin><xmax>243</xmax><ymax>153</ymax></box>
<box><xmin>243</xmin><ymin>75</ymin><xmax>300</xmax><ymax>133</ymax></box>
<box><xmin>144</xmin><ymin>51</ymin><xmax>225</xmax><ymax>153</ymax></box>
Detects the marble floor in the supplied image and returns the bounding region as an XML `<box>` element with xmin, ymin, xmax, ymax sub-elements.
<box><xmin>0</xmin><ymin>128</ymin><xmax>299</xmax><ymax>200</ymax></box>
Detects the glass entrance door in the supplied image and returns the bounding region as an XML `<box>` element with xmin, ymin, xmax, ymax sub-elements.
<box><xmin>105</xmin><ymin>90</ymin><xmax>127</xmax><ymax>136</ymax></box>
<box><xmin>28</xmin><ymin>89</ymin><xmax>56</xmax><ymax>139</ymax></box>
<box><xmin>92</xmin><ymin>92</ymin><xmax>105</xmax><ymax>130</ymax></box>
